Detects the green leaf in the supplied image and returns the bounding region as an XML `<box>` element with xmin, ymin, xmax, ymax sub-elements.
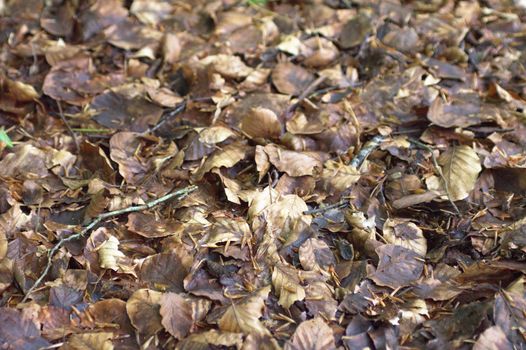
<box><xmin>0</xmin><ymin>129</ymin><xmax>13</xmax><ymax>148</ymax></box>
<box><xmin>247</xmin><ymin>0</ymin><xmax>268</xmax><ymax>6</ymax></box>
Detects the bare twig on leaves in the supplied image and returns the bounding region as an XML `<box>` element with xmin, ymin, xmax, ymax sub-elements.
<box><xmin>22</xmin><ymin>185</ymin><xmax>198</xmax><ymax>302</ymax></box>
<box><xmin>304</xmin><ymin>135</ymin><xmax>385</xmax><ymax>215</ymax></box>
<box><xmin>350</xmin><ymin>135</ymin><xmax>385</xmax><ymax>169</ymax></box>
<box><xmin>147</xmin><ymin>100</ymin><xmax>187</xmax><ymax>134</ymax></box>
<box><xmin>285</xmin><ymin>76</ymin><xmax>327</xmax><ymax>118</ymax></box>
<box><xmin>409</xmin><ymin>139</ymin><xmax>461</xmax><ymax>216</ymax></box>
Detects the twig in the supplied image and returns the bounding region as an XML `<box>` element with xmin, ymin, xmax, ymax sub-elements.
<box><xmin>57</xmin><ymin>101</ymin><xmax>79</xmax><ymax>153</ymax></box>
<box><xmin>304</xmin><ymin>200</ymin><xmax>348</xmax><ymax>215</ymax></box>
<box><xmin>72</xmin><ymin>128</ymin><xmax>113</xmax><ymax>134</ymax></box>
<box><xmin>285</xmin><ymin>76</ymin><xmax>327</xmax><ymax>118</ymax></box>
<box><xmin>409</xmin><ymin>139</ymin><xmax>461</xmax><ymax>216</ymax></box>
<box><xmin>147</xmin><ymin>100</ymin><xmax>187</xmax><ymax>134</ymax></box>
<box><xmin>305</xmin><ymin>135</ymin><xmax>385</xmax><ymax>215</ymax></box>
<box><xmin>350</xmin><ymin>135</ymin><xmax>385</xmax><ymax>169</ymax></box>
<box><xmin>22</xmin><ymin>185</ymin><xmax>198</xmax><ymax>302</ymax></box>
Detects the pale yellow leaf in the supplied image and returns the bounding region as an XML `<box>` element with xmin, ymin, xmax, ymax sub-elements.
<box><xmin>97</xmin><ymin>235</ymin><xmax>125</xmax><ymax>271</ymax></box>
<box><xmin>436</xmin><ymin>145</ymin><xmax>482</xmax><ymax>201</ymax></box>
<box><xmin>272</xmin><ymin>263</ymin><xmax>305</xmax><ymax>308</ymax></box>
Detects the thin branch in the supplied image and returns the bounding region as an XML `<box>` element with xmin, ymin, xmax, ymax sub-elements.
<box><xmin>304</xmin><ymin>200</ymin><xmax>348</xmax><ymax>215</ymax></box>
<box><xmin>409</xmin><ymin>139</ymin><xmax>461</xmax><ymax>216</ymax></box>
<box><xmin>147</xmin><ymin>100</ymin><xmax>187</xmax><ymax>134</ymax></box>
<box><xmin>350</xmin><ymin>135</ymin><xmax>385</xmax><ymax>169</ymax></box>
<box><xmin>57</xmin><ymin>101</ymin><xmax>80</xmax><ymax>153</ymax></box>
<box><xmin>284</xmin><ymin>76</ymin><xmax>327</xmax><ymax>118</ymax></box>
<box><xmin>22</xmin><ymin>185</ymin><xmax>198</xmax><ymax>302</ymax></box>
<box><xmin>304</xmin><ymin>135</ymin><xmax>385</xmax><ymax>215</ymax></box>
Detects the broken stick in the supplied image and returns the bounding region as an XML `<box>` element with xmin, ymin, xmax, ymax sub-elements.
<box><xmin>22</xmin><ymin>185</ymin><xmax>198</xmax><ymax>303</ymax></box>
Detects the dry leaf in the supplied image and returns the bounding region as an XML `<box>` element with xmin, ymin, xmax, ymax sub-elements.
<box><xmin>126</xmin><ymin>289</ymin><xmax>163</xmax><ymax>336</ymax></box>
<box><xmin>284</xmin><ymin>317</ymin><xmax>335</xmax><ymax>350</ymax></box>
<box><xmin>65</xmin><ymin>332</ymin><xmax>114</xmax><ymax>350</ymax></box>
<box><xmin>382</xmin><ymin>219</ymin><xmax>427</xmax><ymax>256</ymax></box>
<box><xmin>263</xmin><ymin>144</ymin><xmax>323</xmax><ymax>177</ymax></box>
<box><xmin>271</xmin><ymin>62</ymin><xmax>314</xmax><ymax>96</ymax></box>
<box><xmin>218</xmin><ymin>286</ymin><xmax>271</xmax><ymax>336</ymax></box>
<box><xmin>240</xmin><ymin>107</ymin><xmax>282</xmax><ymax>139</ymax></box>
<box><xmin>430</xmin><ymin>145</ymin><xmax>482</xmax><ymax>201</ymax></box>
<box><xmin>96</xmin><ymin>235</ymin><xmax>125</xmax><ymax>271</ymax></box>
<box><xmin>160</xmin><ymin>293</ymin><xmax>194</xmax><ymax>340</ymax></box>
<box><xmin>369</xmin><ymin>244</ymin><xmax>424</xmax><ymax>289</ymax></box>
<box><xmin>272</xmin><ymin>263</ymin><xmax>306</xmax><ymax>308</ymax></box>
<box><xmin>299</xmin><ymin>238</ymin><xmax>336</xmax><ymax>272</ymax></box>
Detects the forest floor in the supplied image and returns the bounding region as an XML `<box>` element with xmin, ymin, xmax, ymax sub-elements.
<box><xmin>1</xmin><ymin>0</ymin><xmax>526</xmax><ymax>349</ymax></box>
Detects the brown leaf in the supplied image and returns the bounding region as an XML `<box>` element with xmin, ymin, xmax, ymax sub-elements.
<box><xmin>0</xmin><ymin>308</ymin><xmax>50</xmax><ymax>349</ymax></box>
<box><xmin>0</xmin><ymin>231</ymin><xmax>6</xmax><ymax>260</ymax></box>
<box><xmin>96</xmin><ymin>235</ymin><xmax>125</xmax><ymax>271</ymax></box>
<box><xmin>369</xmin><ymin>244</ymin><xmax>424</xmax><ymax>289</ymax></box>
<box><xmin>299</xmin><ymin>238</ymin><xmax>336</xmax><ymax>272</ymax></box>
<box><xmin>65</xmin><ymin>332</ymin><xmax>114</xmax><ymax>350</ymax></box>
<box><xmin>126</xmin><ymin>289</ymin><xmax>163</xmax><ymax>336</ymax></box>
<box><xmin>204</xmin><ymin>216</ymin><xmax>252</xmax><ymax>248</ymax></box>
<box><xmin>272</xmin><ymin>62</ymin><xmax>314</xmax><ymax>96</ymax></box>
<box><xmin>140</xmin><ymin>251</ymin><xmax>191</xmax><ymax>292</ymax></box>
<box><xmin>263</xmin><ymin>144</ymin><xmax>323</xmax><ymax>177</ymax></box>
<box><xmin>382</xmin><ymin>219</ymin><xmax>427</xmax><ymax>256</ymax></box>
<box><xmin>159</xmin><ymin>293</ymin><xmax>194</xmax><ymax>340</ymax></box>
<box><xmin>218</xmin><ymin>286</ymin><xmax>271</xmax><ymax>336</ymax></box>
<box><xmin>109</xmin><ymin>132</ymin><xmax>149</xmax><ymax>185</ymax></box>
<box><xmin>193</xmin><ymin>142</ymin><xmax>249</xmax><ymax>180</ymax></box>
<box><xmin>92</xmin><ymin>90</ymin><xmax>163</xmax><ymax>132</ymax></box>
<box><xmin>86</xmin><ymin>299</ymin><xmax>134</xmax><ymax>334</ymax></box>
<box><xmin>177</xmin><ymin>330</ymin><xmax>243</xmax><ymax>349</ymax></box>
<box><xmin>240</xmin><ymin>107</ymin><xmax>282</xmax><ymax>139</ymax></box>
<box><xmin>473</xmin><ymin>326</ymin><xmax>513</xmax><ymax>350</ymax></box>
<box><xmin>430</xmin><ymin>145</ymin><xmax>482</xmax><ymax>201</ymax></box>
<box><xmin>427</xmin><ymin>97</ymin><xmax>486</xmax><ymax>128</ymax></box>
<box><xmin>127</xmin><ymin>212</ymin><xmax>184</xmax><ymax>238</ymax></box>
<box><xmin>284</xmin><ymin>317</ymin><xmax>335</xmax><ymax>350</ymax></box>
<box><xmin>272</xmin><ymin>263</ymin><xmax>306</xmax><ymax>308</ymax></box>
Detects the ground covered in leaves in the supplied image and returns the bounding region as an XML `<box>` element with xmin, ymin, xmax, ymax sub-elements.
<box><xmin>1</xmin><ymin>0</ymin><xmax>526</xmax><ymax>349</ymax></box>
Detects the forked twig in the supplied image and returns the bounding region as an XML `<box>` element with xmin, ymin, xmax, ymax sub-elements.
<box><xmin>22</xmin><ymin>185</ymin><xmax>198</xmax><ymax>302</ymax></box>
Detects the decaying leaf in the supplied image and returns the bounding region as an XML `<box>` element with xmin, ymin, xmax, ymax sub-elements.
<box><xmin>272</xmin><ymin>62</ymin><xmax>314</xmax><ymax>96</ymax></box>
<box><xmin>263</xmin><ymin>144</ymin><xmax>324</xmax><ymax>177</ymax></box>
<box><xmin>299</xmin><ymin>238</ymin><xmax>336</xmax><ymax>272</ymax></box>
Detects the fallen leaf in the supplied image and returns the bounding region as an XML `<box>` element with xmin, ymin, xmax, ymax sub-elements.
<box><xmin>284</xmin><ymin>317</ymin><xmax>335</xmax><ymax>350</ymax></box>
<box><xmin>369</xmin><ymin>244</ymin><xmax>424</xmax><ymax>289</ymax></box>
<box><xmin>272</xmin><ymin>263</ymin><xmax>306</xmax><ymax>308</ymax></box>
<box><xmin>96</xmin><ymin>235</ymin><xmax>125</xmax><ymax>271</ymax></box>
<box><xmin>434</xmin><ymin>145</ymin><xmax>482</xmax><ymax>201</ymax></box>
<box><xmin>218</xmin><ymin>286</ymin><xmax>271</xmax><ymax>336</ymax></box>
<box><xmin>126</xmin><ymin>289</ymin><xmax>163</xmax><ymax>336</ymax></box>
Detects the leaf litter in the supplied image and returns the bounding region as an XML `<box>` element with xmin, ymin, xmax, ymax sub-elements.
<box><xmin>1</xmin><ymin>0</ymin><xmax>526</xmax><ymax>349</ymax></box>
